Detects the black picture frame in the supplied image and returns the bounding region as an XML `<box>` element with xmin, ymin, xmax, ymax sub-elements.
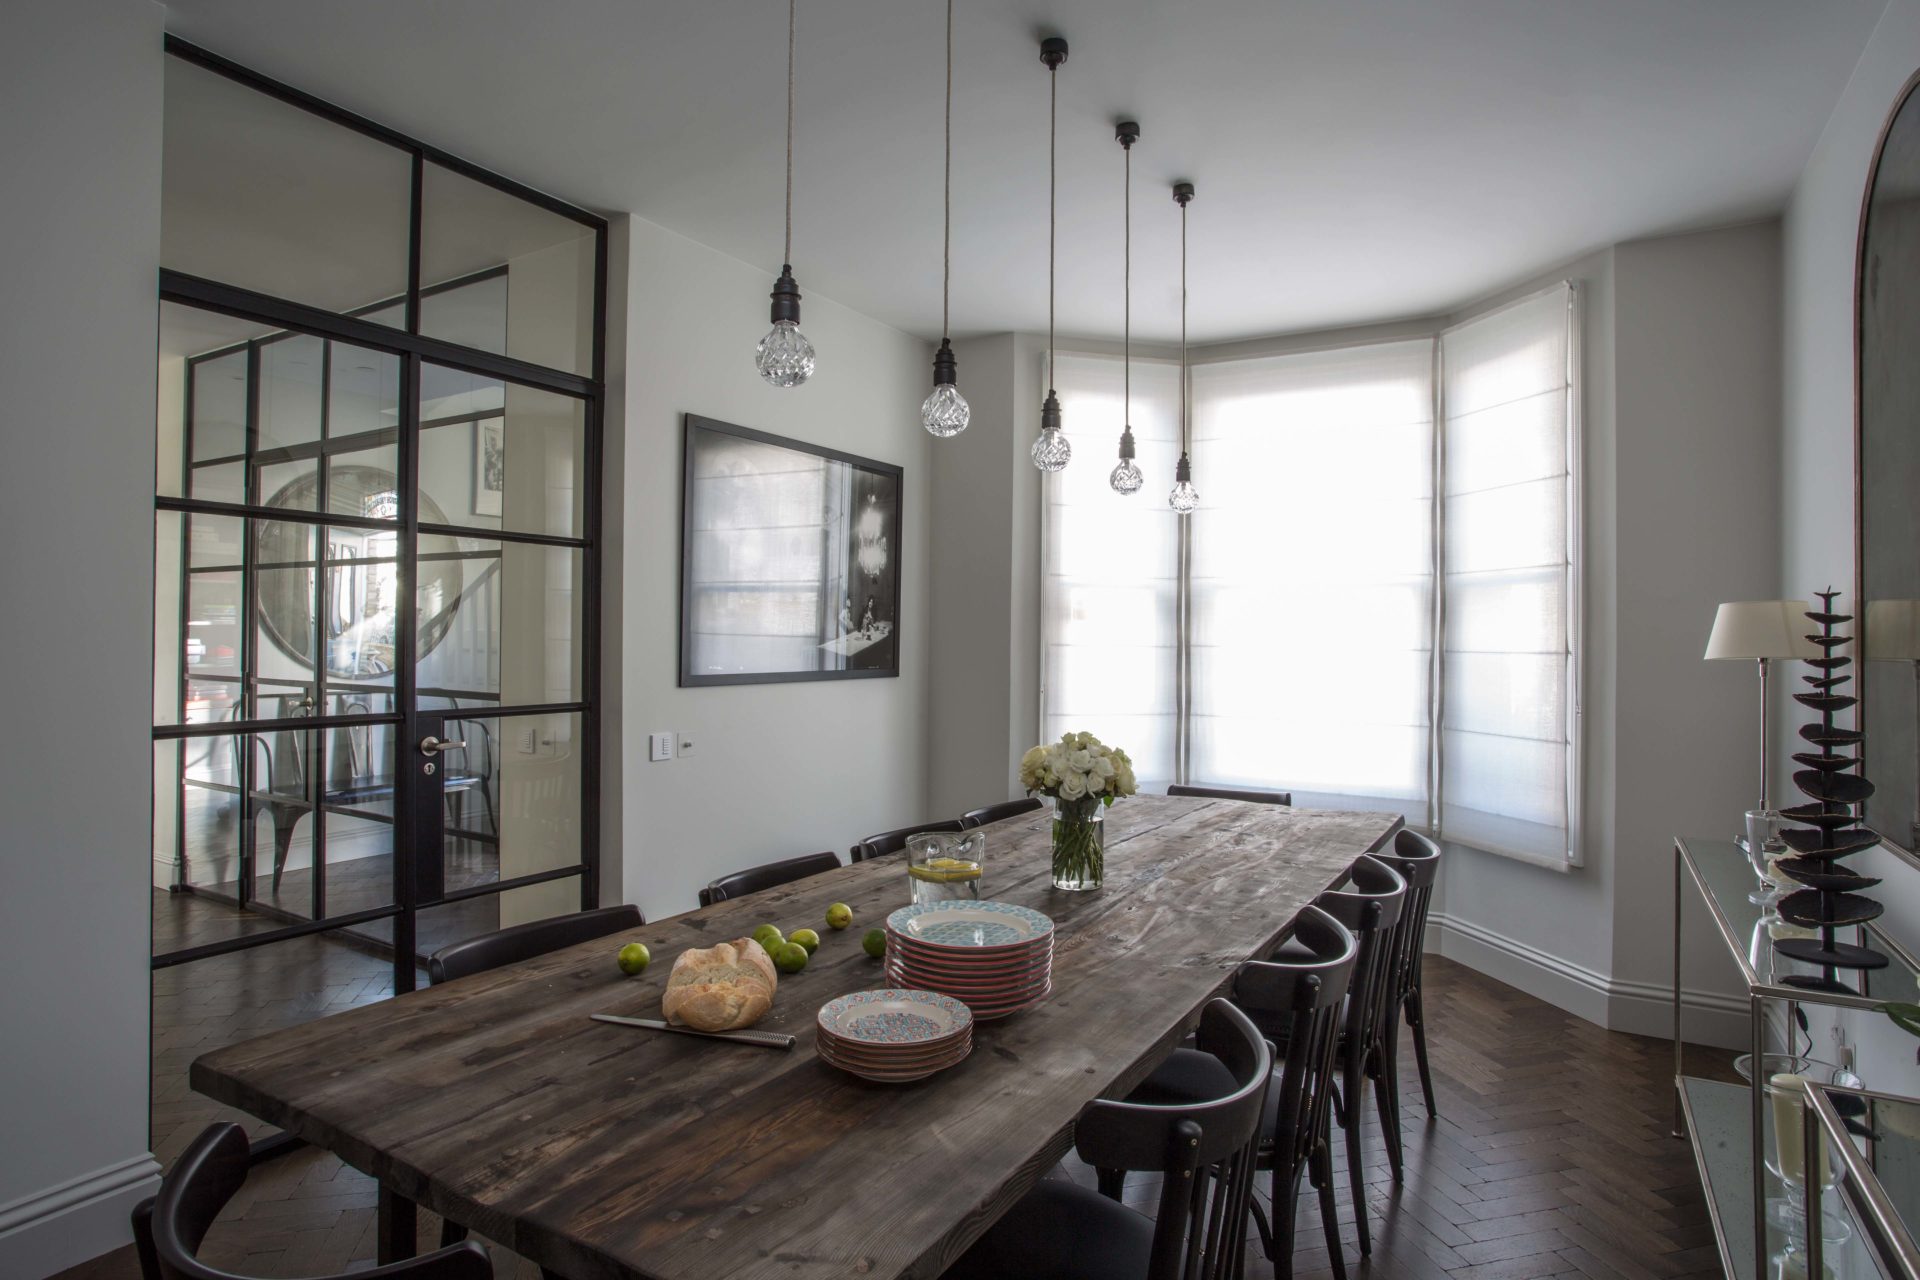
<box><xmin>679</xmin><ymin>413</ymin><xmax>903</xmax><ymax>687</ymax></box>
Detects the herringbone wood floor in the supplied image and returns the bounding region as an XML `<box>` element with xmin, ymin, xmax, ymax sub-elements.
<box><xmin>64</xmin><ymin>954</ymin><xmax>1736</xmax><ymax>1280</ymax></box>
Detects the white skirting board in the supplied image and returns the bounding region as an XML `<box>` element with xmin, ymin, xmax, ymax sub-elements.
<box><xmin>0</xmin><ymin>1153</ymin><xmax>160</xmax><ymax>1280</ymax></box>
<box><xmin>1426</xmin><ymin>912</ymin><xmax>1751</xmax><ymax>1049</ymax></box>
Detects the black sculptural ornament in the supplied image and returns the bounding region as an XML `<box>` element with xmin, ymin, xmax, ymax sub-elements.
<box><xmin>1772</xmin><ymin>590</ymin><xmax>1889</xmax><ymax>990</ymax></box>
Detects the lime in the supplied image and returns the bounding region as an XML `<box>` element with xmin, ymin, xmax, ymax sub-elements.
<box><xmin>616</xmin><ymin>942</ymin><xmax>651</xmax><ymax>976</ymax></box>
<box><xmin>790</xmin><ymin>927</ymin><xmax>821</xmax><ymax>954</ymax></box>
<box><xmin>862</xmin><ymin>928</ymin><xmax>887</xmax><ymax>960</ymax></box>
<box><xmin>751</xmin><ymin>923</ymin><xmax>784</xmax><ymax>951</ymax></box>
<box><xmin>825</xmin><ymin>902</ymin><xmax>853</xmax><ymax>930</ymax></box>
<box><xmin>773</xmin><ymin>941</ymin><xmax>810</xmax><ymax>974</ymax></box>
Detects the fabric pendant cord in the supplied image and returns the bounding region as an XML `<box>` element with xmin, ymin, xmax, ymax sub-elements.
<box><xmin>922</xmin><ymin>0</ymin><xmax>971</xmax><ymax>437</ymax></box>
<box><xmin>756</xmin><ymin>0</ymin><xmax>815</xmax><ymax>388</ymax></box>
<box><xmin>1111</xmin><ymin>120</ymin><xmax>1144</xmax><ymax>495</ymax></box>
<box><xmin>1168</xmin><ymin>181</ymin><xmax>1198</xmax><ymax>513</ymax></box>
<box><xmin>1031</xmin><ymin>36</ymin><xmax>1071</xmax><ymax>472</ymax></box>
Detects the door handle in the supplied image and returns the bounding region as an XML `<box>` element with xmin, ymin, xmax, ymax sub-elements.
<box><xmin>419</xmin><ymin>736</ymin><xmax>468</xmax><ymax>757</ymax></box>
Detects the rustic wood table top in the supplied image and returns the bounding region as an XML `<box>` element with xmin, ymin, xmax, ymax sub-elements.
<box><xmin>193</xmin><ymin>795</ymin><xmax>1402</xmax><ymax>1280</ymax></box>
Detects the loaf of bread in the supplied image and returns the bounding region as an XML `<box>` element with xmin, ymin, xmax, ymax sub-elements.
<box><xmin>661</xmin><ymin>938</ymin><xmax>778</xmax><ymax>1031</ymax></box>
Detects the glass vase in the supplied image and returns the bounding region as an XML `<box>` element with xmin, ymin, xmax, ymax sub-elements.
<box><xmin>1051</xmin><ymin>796</ymin><xmax>1105</xmax><ymax>891</ymax></box>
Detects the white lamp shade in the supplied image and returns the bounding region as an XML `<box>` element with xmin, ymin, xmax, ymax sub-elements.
<box><xmin>1703</xmin><ymin>600</ymin><xmax>1820</xmax><ymax>660</ymax></box>
<box><xmin>1866</xmin><ymin>599</ymin><xmax>1920</xmax><ymax>660</ymax></box>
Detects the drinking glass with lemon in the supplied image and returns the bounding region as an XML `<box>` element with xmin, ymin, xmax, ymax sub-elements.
<box><xmin>905</xmin><ymin>830</ymin><xmax>985</xmax><ymax>906</ymax></box>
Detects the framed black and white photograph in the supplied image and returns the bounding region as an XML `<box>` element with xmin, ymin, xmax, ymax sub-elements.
<box><xmin>473</xmin><ymin>417</ymin><xmax>504</xmax><ymax>517</ymax></box>
<box><xmin>680</xmin><ymin>413</ymin><xmax>903</xmax><ymax>686</ymax></box>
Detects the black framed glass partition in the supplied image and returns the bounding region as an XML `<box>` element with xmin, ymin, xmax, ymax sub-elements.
<box><xmin>149</xmin><ymin>37</ymin><xmax>606</xmax><ymax>1162</ymax></box>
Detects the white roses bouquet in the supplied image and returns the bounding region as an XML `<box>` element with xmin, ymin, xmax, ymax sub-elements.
<box><xmin>1021</xmin><ymin>731</ymin><xmax>1136</xmax><ymax>889</ymax></box>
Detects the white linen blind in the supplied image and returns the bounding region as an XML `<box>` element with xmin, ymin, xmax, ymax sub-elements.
<box><xmin>1439</xmin><ymin>284</ymin><xmax>1579</xmax><ymax>864</ymax></box>
<box><xmin>1042</xmin><ymin>351</ymin><xmax>1182</xmax><ymax>789</ymax></box>
<box><xmin>1187</xmin><ymin>341</ymin><xmax>1437</xmax><ymax>815</ymax></box>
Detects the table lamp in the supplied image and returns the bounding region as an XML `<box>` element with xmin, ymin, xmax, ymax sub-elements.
<box><xmin>1865</xmin><ymin>598</ymin><xmax>1920</xmax><ymax>851</ymax></box>
<box><xmin>1705</xmin><ymin>601</ymin><xmax>1818</xmax><ymax>894</ymax></box>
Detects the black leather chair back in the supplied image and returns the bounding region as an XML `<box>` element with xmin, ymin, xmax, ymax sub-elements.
<box><xmin>699</xmin><ymin>851</ymin><xmax>840</xmax><ymax>906</ymax></box>
<box><xmin>1074</xmin><ymin>999</ymin><xmax>1273</xmax><ymax>1280</ymax></box>
<box><xmin>958</xmin><ymin>797</ymin><xmax>1045</xmax><ymax>829</ymax></box>
<box><xmin>1168</xmin><ymin>783</ymin><xmax>1293</xmax><ymax>807</ymax></box>
<box><xmin>133</xmin><ymin>1123</ymin><xmax>491</xmax><ymax>1280</ymax></box>
<box><xmin>850</xmin><ymin>819</ymin><xmax>963</xmax><ymax>862</ymax></box>
<box><xmin>1376</xmin><ymin>828</ymin><xmax>1441</xmax><ymax>1008</ymax></box>
<box><xmin>1315</xmin><ymin>855</ymin><xmax>1408</xmax><ymax>1073</ymax></box>
<box><xmin>428</xmin><ymin>903</ymin><xmax>643</xmax><ymax>985</ymax></box>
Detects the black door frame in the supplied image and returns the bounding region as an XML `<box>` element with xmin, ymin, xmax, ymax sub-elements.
<box><xmin>151</xmin><ymin>37</ymin><xmax>607</xmax><ymax>998</ymax></box>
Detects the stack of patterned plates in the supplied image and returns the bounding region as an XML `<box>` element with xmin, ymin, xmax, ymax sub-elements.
<box><xmin>815</xmin><ymin>989</ymin><xmax>974</xmax><ymax>1082</ymax></box>
<box><xmin>884</xmin><ymin>900</ymin><xmax>1055</xmax><ymax>1020</ymax></box>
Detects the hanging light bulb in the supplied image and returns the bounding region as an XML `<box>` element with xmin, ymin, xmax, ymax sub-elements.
<box><xmin>756</xmin><ymin>0</ymin><xmax>815</xmax><ymax>388</ymax></box>
<box><xmin>1169</xmin><ymin>181</ymin><xmax>1199</xmax><ymax>514</ymax></box>
<box><xmin>922</xmin><ymin>0</ymin><xmax>970</xmax><ymax>437</ymax></box>
<box><xmin>1030</xmin><ymin>36</ymin><xmax>1070</xmax><ymax>472</ymax></box>
<box><xmin>1110</xmin><ymin>120</ymin><xmax>1143</xmax><ymax>495</ymax></box>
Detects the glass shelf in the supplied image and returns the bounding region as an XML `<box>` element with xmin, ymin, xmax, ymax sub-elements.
<box><xmin>1809</xmin><ymin>1084</ymin><xmax>1920</xmax><ymax>1278</ymax></box>
<box><xmin>1678</xmin><ymin>838</ymin><xmax>1920</xmax><ymax>1010</ymax></box>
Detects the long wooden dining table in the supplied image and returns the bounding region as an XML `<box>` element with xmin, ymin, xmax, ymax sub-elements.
<box><xmin>193</xmin><ymin>795</ymin><xmax>1402</xmax><ymax>1280</ymax></box>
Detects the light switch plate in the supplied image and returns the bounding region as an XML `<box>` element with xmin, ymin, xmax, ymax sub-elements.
<box><xmin>676</xmin><ymin>733</ymin><xmax>695</xmax><ymax>758</ymax></box>
<box><xmin>649</xmin><ymin>731</ymin><xmax>674</xmax><ymax>763</ymax></box>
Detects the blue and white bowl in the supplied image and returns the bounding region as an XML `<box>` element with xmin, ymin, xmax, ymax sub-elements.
<box><xmin>816</xmin><ymin>988</ymin><xmax>974</xmax><ymax>1047</ymax></box>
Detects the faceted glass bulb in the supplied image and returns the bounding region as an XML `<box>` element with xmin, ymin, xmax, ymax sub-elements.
<box><xmin>1169</xmin><ymin>479</ymin><xmax>1200</xmax><ymax>514</ymax></box>
<box><xmin>922</xmin><ymin>383</ymin><xmax>971</xmax><ymax>437</ymax></box>
<box><xmin>1110</xmin><ymin>457</ymin><xmax>1144</xmax><ymax>494</ymax></box>
<box><xmin>756</xmin><ymin>319</ymin><xmax>815</xmax><ymax>388</ymax></box>
<box><xmin>1031</xmin><ymin>426</ymin><xmax>1072</xmax><ymax>472</ymax></box>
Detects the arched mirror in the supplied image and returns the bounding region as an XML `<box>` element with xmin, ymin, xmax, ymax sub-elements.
<box><xmin>1857</xmin><ymin>70</ymin><xmax>1920</xmax><ymax>856</ymax></box>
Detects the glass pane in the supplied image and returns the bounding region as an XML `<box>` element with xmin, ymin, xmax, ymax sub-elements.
<box><xmin>417</xmin><ymin>538</ymin><xmax>582</xmax><ymax>702</ymax></box>
<box><xmin>258</xmin><ymin>334</ymin><xmax>324</xmax><ymax>452</ymax></box>
<box><xmin>419</xmin><ymin>363</ymin><xmax>584</xmax><ymax>538</ymax></box>
<box><xmin>162</xmin><ymin>56</ymin><xmax>409</xmax><ymax>322</ymax></box>
<box><xmin>327</xmin><ymin>342</ymin><xmax>401</xmax><ymax>516</ymax></box>
<box><xmin>420</xmin><ymin>161</ymin><xmax>596</xmax><ymax>375</ymax></box>
<box><xmin>190</xmin><ymin>348</ymin><xmax>247</xmax><ymax>461</ymax></box>
<box><xmin>254</xmin><ymin>519</ymin><xmax>318</xmax><ymax>688</ymax></box>
<box><xmin>325</xmin><ymin>523</ymin><xmax>403</xmax><ymax>680</ymax></box>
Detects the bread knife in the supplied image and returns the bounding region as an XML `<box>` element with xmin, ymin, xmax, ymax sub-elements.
<box><xmin>590</xmin><ymin>1012</ymin><xmax>795</xmax><ymax>1050</ymax></box>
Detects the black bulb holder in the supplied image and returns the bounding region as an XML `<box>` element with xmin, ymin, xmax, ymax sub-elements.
<box><xmin>932</xmin><ymin>337</ymin><xmax>958</xmax><ymax>388</ymax></box>
<box><xmin>1175</xmin><ymin>452</ymin><xmax>1193</xmax><ymax>483</ymax></box>
<box><xmin>770</xmin><ymin>264</ymin><xmax>803</xmax><ymax>326</ymax></box>
<box><xmin>1116</xmin><ymin>119</ymin><xmax>1140</xmax><ymax>148</ymax></box>
<box><xmin>1173</xmin><ymin>181</ymin><xmax>1194</xmax><ymax>207</ymax></box>
<box><xmin>1041</xmin><ymin>390</ymin><xmax>1062</xmax><ymax>433</ymax></box>
<box><xmin>1118</xmin><ymin>427</ymin><xmax>1137</xmax><ymax>460</ymax></box>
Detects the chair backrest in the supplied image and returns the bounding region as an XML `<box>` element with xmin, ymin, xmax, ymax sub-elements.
<box><xmin>1376</xmin><ymin>828</ymin><xmax>1441</xmax><ymax>1007</ymax></box>
<box><xmin>1074</xmin><ymin>999</ymin><xmax>1273</xmax><ymax>1280</ymax></box>
<box><xmin>958</xmin><ymin>797</ymin><xmax>1045</xmax><ymax>829</ymax></box>
<box><xmin>1229</xmin><ymin>905</ymin><xmax>1358</xmax><ymax>1178</ymax></box>
<box><xmin>428</xmin><ymin>903</ymin><xmax>643</xmax><ymax>985</ymax></box>
<box><xmin>133</xmin><ymin>1123</ymin><xmax>491</xmax><ymax>1280</ymax></box>
<box><xmin>1313</xmin><ymin>855</ymin><xmax>1408</xmax><ymax>1070</ymax></box>
<box><xmin>850</xmin><ymin>819</ymin><xmax>964</xmax><ymax>862</ymax></box>
<box><xmin>699</xmin><ymin>851</ymin><xmax>841</xmax><ymax>907</ymax></box>
<box><xmin>1167</xmin><ymin>783</ymin><xmax>1293</xmax><ymax>807</ymax></box>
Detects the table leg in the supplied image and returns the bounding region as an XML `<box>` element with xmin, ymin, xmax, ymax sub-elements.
<box><xmin>1751</xmin><ymin>993</ymin><xmax>1767</xmax><ymax>1280</ymax></box>
<box><xmin>377</xmin><ymin>1185</ymin><xmax>418</xmax><ymax>1265</ymax></box>
<box><xmin>1672</xmin><ymin>844</ymin><xmax>1684</xmax><ymax>1138</ymax></box>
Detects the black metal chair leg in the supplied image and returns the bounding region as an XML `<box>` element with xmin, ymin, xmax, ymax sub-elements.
<box><xmin>1407</xmin><ymin>990</ymin><xmax>1438</xmax><ymax>1119</ymax></box>
<box><xmin>1373</xmin><ymin>1039</ymin><xmax>1404</xmax><ymax>1184</ymax></box>
<box><xmin>1342</xmin><ymin>1066</ymin><xmax>1372</xmax><ymax>1256</ymax></box>
<box><xmin>1268</xmin><ymin>1161</ymin><xmax>1300</xmax><ymax>1275</ymax></box>
<box><xmin>1311</xmin><ymin>1139</ymin><xmax>1347</xmax><ymax>1280</ymax></box>
<box><xmin>1096</xmin><ymin>1166</ymin><xmax>1126</xmax><ymax>1201</ymax></box>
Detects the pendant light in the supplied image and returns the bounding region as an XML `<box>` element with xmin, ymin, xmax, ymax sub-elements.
<box><xmin>1168</xmin><ymin>181</ymin><xmax>1199</xmax><ymax>514</ymax></box>
<box><xmin>1109</xmin><ymin>120</ymin><xmax>1144</xmax><ymax>495</ymax></box>
<box><xmin>1030</xmin><ymin>35</ymin><xmax>1071</xmax><ymax>472</ymax></box>
<box><xmin>922</xmin><ymin>0</ymin><xmax>970</xmax><ymax>437</ymax></box>
<box><xmin>755</xmin><ymin>0</ymin><xmax>816</xmax><ymax>388</ymax></box>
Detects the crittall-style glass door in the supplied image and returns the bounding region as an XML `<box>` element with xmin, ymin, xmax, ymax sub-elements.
<box><xmin>149</xmin><ymin>39</ymin><xmax>605</xmax><ymax>1161</ymax></box>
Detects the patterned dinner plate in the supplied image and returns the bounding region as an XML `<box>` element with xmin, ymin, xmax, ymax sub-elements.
<box><xmin>818</xmin><ymin>1036</ymin><xmax>973</xmax><ymax>1083</ymax></box>
<box><xmin>885</xmin><ymin>901</ymin><xmax>1055</xmax><ymax>952</ymax></box>
<box><xmin>816</xmin><ymin>989</ymin><xmax>974</xmax><ymax>1047</ymax></box>
<box><xmin>886</xmin><ymin>960</ymin><xmax>1051</xmax><ymax>997</ymax></box>
<box><xmin>819</xmin><ymin>1028</ymin><xmax>974</xmax><ymax>1067</ymax></box>
<box><xmin>883</xmin><ymin>941</ymin><xmax>1053</xmax><ymax>978</ymax></box>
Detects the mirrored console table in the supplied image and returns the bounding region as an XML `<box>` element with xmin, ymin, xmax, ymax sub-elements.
<box><xmin>1801</xmin><ymin>1083</ymin><xmax>1920</xmax><ymax>1280</ymax></box>
<box><xmin>1672</xmin><ymin>836</ymin><xmax>1920</xmax><ymax>1279</ymax></box>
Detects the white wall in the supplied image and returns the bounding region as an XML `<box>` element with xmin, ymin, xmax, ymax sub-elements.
<box><xmin>0</xmin><ymin>2</ymin><xmax>165</xmax><ymax>1276</ymax></box>
<box><xmin>1780</xmin><ymin>0</ymin><xmax>1920</xmax><ymax>1090</ymax></box>
<box><xmin>611</xmin><ymin>215</ymin><xmax>931</xmax><ymax>919</ymax></box>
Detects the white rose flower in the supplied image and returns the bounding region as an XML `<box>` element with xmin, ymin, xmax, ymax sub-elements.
<box><xmin>1058</xmin><ymin>770</ymin><xmax>1088</xmax><ymax>800</ymax></box>
<box><xmin>1091</xmin><ymin>756</ymin><xmax>1116</xmax><ymax>780</ymax></box>
<box><xmin>1067</xmin><ymin>749</ymin><xmax>1093</xmax><ymax>773</ymax></box>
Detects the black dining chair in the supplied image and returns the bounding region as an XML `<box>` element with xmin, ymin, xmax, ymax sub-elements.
<box><xmin>945</xmin><ymin>999</ymin><xmax>1273</xmax><ymax>1280</ymax></box>
<box><xmin>958</xmin><ymin>797</ymin><xmax>1045</xmax><ymax>829</ymax></box>
<box><xmin>1312</xmin><ymin>855</ymin><xmax>1408</xmax><ymax>1253</ymax></box>
<box><xmin>699</xmin><ymin>851</ymin><xmax>840</xmax><ymax>906</ymax></box>
<box><xmin>1374</xmin><ymin>828</ymin><xmax>1443</xmax><ymax>1127</ymax></box>
<box><xmin>1167</xmin><ymin>783</ymin><xmax>1293</xmax><ymax>807</ymax></box>
<box><xmin>850</xmin><ymin>819</ymin><xmax>964</xmax><ymax>862</ymax></box>
<box><xmin>133</xmin><ymin>1123</ymin><xmax>491</xmax><ymax>1280</ymax></box>
<box><xmin>1100</xmin><ymin>907</ymin><xmax>1359</xmax><ymax>1280</ymax></box>
<box><xmin>427</xmin><ymin>904</ymin><xmax>644</xmax><ymax>986</ymax></box>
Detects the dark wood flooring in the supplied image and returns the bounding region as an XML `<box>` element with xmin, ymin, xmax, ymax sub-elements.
<box><xmin>69</xmin><ymin>955</ymin><xmax>1735</xmax><ymax>1280</ymax></box>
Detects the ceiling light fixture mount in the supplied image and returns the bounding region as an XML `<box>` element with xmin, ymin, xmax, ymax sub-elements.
<box><xmin>1030</xmin><ymin>34</ymin><xmax>1072</xmax><ymax>473</ymax></box>
<box><xmin>1109</xmin><ymin>119</ymin><xmax>1144</xmax><ymax>495</ymax></box>
<box><xmin>1169</xmin><ymin>180</ymin><xmax>1199</xmax><ymax>515</ymax></box>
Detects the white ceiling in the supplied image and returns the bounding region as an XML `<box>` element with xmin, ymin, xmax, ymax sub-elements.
<box><xmin>160</xmin><ymin>0</ymin><xmax>1886</xmax><ymax>345</ymax></box>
